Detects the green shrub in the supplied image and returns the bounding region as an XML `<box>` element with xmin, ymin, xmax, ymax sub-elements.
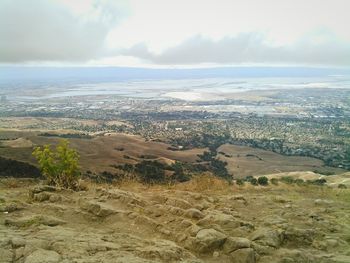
<box><xmin>294</xmin><ymin>178</ymin><xmax>305</xmax><ymax>185</ymax></box>
<box><xmin>135</xmin><ymin>160</ymin><xmax>166</xmax><ymax>184</ymax></box>
<box><xmin>250</xmin><ymin>178</ymin><xmax>258</xmax><ymax>186</ymax></box>
<box><xmin>171</xmin><ymin>161</ymin><xmax>191</xmax><ymax>182</ymax></box>
<box><xmin>32</xmin><ymin>140</ymin><xmax>80</xmax><ymax>189</ymax></box>
<box><xmin>244</xmin><ymin>176</ymin><xmax>254</xmax><ymax>182</ymax></box>
<box><xmin>313</xmin><ymin>170</ymin><xmax>335</xmax><ymax>176</ymax></box>
<box><xmin>308</xmin><ymin>178</ymin><xmax>327</xmax><ymax>186</ymax></box>
<box><xmin>338</xmin><ymin>184</ymin><xmax>347</xmax><ymax>189</ymax></box>
<box><xmin>280</xmin><ymin>176</ymin><xmax>295</xmax><ymax>185</ymax></box>
<box><xmin>257</xmin><ymin>176</ymin><xmax>269</xmax><ymax>186</ymax></box>
<box><xmin>236</xmin><ymin>179</ymin><xmax>245</xmax><ymax>186</ymax></box>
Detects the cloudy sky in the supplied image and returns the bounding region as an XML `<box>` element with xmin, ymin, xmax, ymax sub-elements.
<box><xmin>0</xmin><ymin>0</ymin><xmax>349</xmax><ymax>67</ymax></box>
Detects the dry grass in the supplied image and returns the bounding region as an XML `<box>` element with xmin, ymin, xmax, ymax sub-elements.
<box><xmin>218</xmin><ymin>144</ymin><xmax>345</xmax><ymax>177</ymax></box>
<box><xmin>171</xmin><ymin>173</ymin><xmax>231</xmax><ymax>193</ymax></box>
<box><xmin>80</xmin><ymin>173</ymin><xmax>350</xmax><ymax>202</ymax></box>
<box><xmin>0</xmin><ymin>178</ymin><xmax>37</xmax><ymax>189</ymax></box>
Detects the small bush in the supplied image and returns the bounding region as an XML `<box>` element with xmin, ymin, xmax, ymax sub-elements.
<box><xmin>280</xmin><ymin>176</ymin><xmax>295</xmax><ymax>185</ymax></box>
<box><xmin>294</xmin><ymin>178</ymin><xmax>305</xmax><ymax>185</ymax></box>
<box><xmin>257</xmin><ymin>176</ymin><xmax>269</xmax><ymax>186</ymax></box>
<box><xmin>236</xmin><ymin>179</ymin><xmax>245</xmax><ymax>186</ymax></box>
<box><xmin>250</xmin><ymin>178</ymin><xmax>258</xmax><ymax>186</ymax></box>
<box><xmin>313</xmin><ymin>170</ymin><xmax>335</xmax><ymax>176</ymax></box>
<box><xmin>32</xmin><ymin>140</ymin><xmax>80</xmax><ymax>189</ymax></box>
<box><xmin>308</xmin><ymin>178</ymin><xmax>327</xmax><ymax>186</ymax></box>
<box><xmin>244</xmin><ymin>176</ymin><xmax>254</xmax><ymax>182</ymax></box>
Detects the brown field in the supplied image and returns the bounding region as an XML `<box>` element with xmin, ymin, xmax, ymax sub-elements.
<box><xmin>0</xmin><ymin>131</ymin><xmax>205</xmax><ymax>173</ymax></box>
<box><xmin>0</xmin><ymin>129</ymin><xmax>345</xmax><ymax>176</ymax></box>
<box><xmin>217</xmin><ymin>144</ymin><xmax>345</xmax><ymax>178</ymax></box>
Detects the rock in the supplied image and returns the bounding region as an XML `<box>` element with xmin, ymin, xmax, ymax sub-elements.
<box><xmin>284</xmin><ymin>227</ymin><xmax>316</xmax><ymax>246</ymax></box>
<box><xmin>229</xmin><ymin>195</ymin><xmax>248</xmax><ymax>205</ymax></box>
<box><xmin>312</xmin><ymin>237</ymin><xmax>344</xmax><ymax>251</ymax></box>
<box><xmin>275</xmin><ymin>248</ymin><xmax>311</xmax><ymax>263</ymax></box>
<box><xmin>0</xmin><ymin>248</ymin><xmax>13</xmax><ymax>263</ymax></box>
<box><xmin>0</xmin><ymin>203</ymin><xmax>21</xmax><ymax>213</ymax></box>
<box><xmin>176</xmin><ymin>233</ymin><xmax>188</xmax><ymax>242</ymax></box>
<box><xmin>223</xmin><ymin>237</ymin><xmax>251</xmax><ymax>253</ymax></box>
<box><xmin>138</xmin><ymin>239</ymin><xmax>189</xmax><ymax>261</ymax></box>
<box><xmin>261</xmin><ymin>215</ymin><xmax>286</xmax><ymax>226</ymax></box>
<box><xmin>180</xmin><ymin>219</ymin><xmax>193</xmax><ymax>228</ymax></box>
<box><xmin>250</xmin><ymin>228</ymin><xmax>284</xmax><ymax>248</ymax></box>
<box><xmin>5</xmin><ymin>215</ymin><xmax>66</xmax><ymax>228</ymax></box>
<box><xmin>184</xmin><ymin>208</ymin><xmax>205</xmax><ymax>219</ymax></box>
<box><xmin>206</xmin><ymin>197</ymin><xmax>215</xmax><ymax>203</ymax></box>
<box><xmin>187</xmin><ymin>224</ymin><xmax>202</xmax><ymax>237</ymax></box>
<box><xmin>165</xmin><ymin>198</ymin><xmax>192</xmax><ymax>209</ymax></box>
<box><xmin>197</xmin><ymin>211</ymin><xmax>240</xmax><ymax>230</ymax></box>
<box><xmin>166</xmin><ymin>205</ymin><xmax>184</xmax><ymax>216</ymax></box>
<box><xmin>29</xmin><ymin>186</ymin><xmax>56</xmax><ymax>198</ymax></box>
<box><xmin>33</xmin><ymin>192</ymin><xmax>51</xmax><ymax>202</ymax></box>
<box><xmin>40</xmin><ymin>216</ymin><xmax>66</xmax><ymax>227</ymax></box>
<box><xmin>15</xmin><ymin>247</ymin><xmax>25</xmax><ymax>261</ymax></box>
<box><xmin>194</xmin><ymin>201</ymin><xmax>211</xmax><ymax>211</ymax></box>
<box><xmin>104</xmin><ymin>189</ymin><xmax>147</xmax><ymax>207</ymax></box>
<box><xmin>230</xmin><ymin>248</ymin><xmax>255</xmax><ymax>263</ymax></box>
<box><xmin>49</xmin><ymin>194</ymin><xmax>62</xmax><ymax>203</ymax></box>
<box><xmin>24</xmin><ymin>249</ymin><xmax>61</xmax><ymax>263</ymax></box>
<box><xmin>10</xmin><ymin>237</ymin><xmax>26</xmax><ymax>248</ymax></box>
<box><xmin>78</xmin><ymin>199</ymin><xmax>118</xmax><ymax>217</ymax></box>
<box><xmin>135</xmin><ymin>215</ymin><xmax>160</xmax><ymax>229</ymax></box>
<box><xmin>193</xmin><ymin>228</ymin><xmax>227</xmax><ymax>253</ymax></box>
<box><xmin>251</xmin><ymin>242</ymin><xmax>272</xmax><ymax>256</ymax></box>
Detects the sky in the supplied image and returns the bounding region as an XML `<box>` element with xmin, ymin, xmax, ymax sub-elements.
<box><xmin>0</xmin><ymin>0</ymin><xmax>349</xmax><ymax>68</ymax></box>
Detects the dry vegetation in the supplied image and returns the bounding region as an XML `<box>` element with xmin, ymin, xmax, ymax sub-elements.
<box><xmin>217</xmin><ymin>144</ymin><xmax>344</xmax><ymax>177</ymax></box>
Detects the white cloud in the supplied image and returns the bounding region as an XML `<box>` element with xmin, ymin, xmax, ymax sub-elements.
<box><xmin>120</xmin><ymin>30</ymin><xmax>350</xmax><ymax>66</ymax></box>
<box><xmin>106</xmin><ymin>0</ymin><xmax>350</xmax><ymax>52</ymax></box>
<box><xmin>0</xmin><ymin>0</ymin><xmax>129</xmax><ymax>63</ymax></box>
<box><xmin>1</xmin><ymin>0</ymin><xmax>349</xmax><ymax>67</ymax></box>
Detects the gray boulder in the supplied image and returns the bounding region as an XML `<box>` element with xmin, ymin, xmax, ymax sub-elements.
<box><xmin>193</xmin><ymin>228</ymin><xmax>227</xmax><ymax>253</ymax></box>
<box><xmin>223</xmin><ymin>237</ymin><xmax>251</xmax><ymax>254</ymax></box>
<box><xmin>250</xmin><ymin>228</ymin><xmax>284</xmax><ymax>248</ymax></box>
<box><xmin>184</xmin><ymin>208</ymin><xmax>205</xmax><ymax>219</ymax></box>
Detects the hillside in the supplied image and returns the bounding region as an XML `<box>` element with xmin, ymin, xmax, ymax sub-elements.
<box><xmin>1</xmin><ymin>177</ymin><xmax>349</xmax><ymax>263</ymax></box>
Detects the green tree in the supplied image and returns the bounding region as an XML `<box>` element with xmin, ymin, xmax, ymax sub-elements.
<box><xmin>135</xmin><ymin>160</ymin><xmax>165</xmax><ymax>184</ymax></box>
<box><xmin>257</xmin><ymin>176</ymin><xmax>269</xmax><ymax>186</ymax></box>
<box><xmin>33</xmin><ymin>140</ymin><xmax>80</xmax><ymax>189</ymax></box>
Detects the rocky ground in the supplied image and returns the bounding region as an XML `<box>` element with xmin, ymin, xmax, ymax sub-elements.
<box><xmin>0</xmin><ymin>178</ymin><xmax>350</xmax><ymax>263</ymax></box>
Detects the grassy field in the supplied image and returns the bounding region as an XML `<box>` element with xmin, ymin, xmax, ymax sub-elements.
<box><xmin>217</xmin><ymin>144</ymin><xmax>345</xmax><ymax>178</ymax></box>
